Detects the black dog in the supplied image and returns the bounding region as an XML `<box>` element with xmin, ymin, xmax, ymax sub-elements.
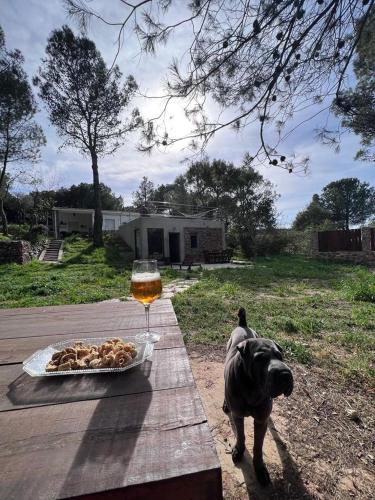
<box><xmin>223</xmin><ymin>308</ymin><xmax>293</xmax><ymax>486</ymax></box>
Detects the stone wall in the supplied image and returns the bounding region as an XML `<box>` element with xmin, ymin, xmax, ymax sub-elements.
<box><xmin>0</xmin><ymin>240</ymin><xmax>33</xmax><ymax>264</ymax></box>
<box><xmin>311</xmin><ymin>227</ymin><xmax>375</xmax><ymax>265</ymax></box>
<box><xmin>315</xmin><ymin>251</ymin><xmax>375</xmax><ymax>265</ymax></box>
<box><xmin>184</xmin><ymin>227</ymin><xmax>223</xmax><ymax>261</ymax></box>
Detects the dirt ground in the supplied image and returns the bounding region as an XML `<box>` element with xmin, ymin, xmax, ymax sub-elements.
<box><xmin>188</xmin><ymin>347</ymin><xmax>374</xmax><ymax>500</ymax></box>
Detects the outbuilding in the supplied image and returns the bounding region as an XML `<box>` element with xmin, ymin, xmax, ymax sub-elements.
<box><xmin>118</xmin><ymin>214</ymin><xmax>226</xmax><ymax>263</ymax></box>
<box><xmin>52</xmin><ymin>207</ymin><xmax>139</xmax><ymax>238</ymax></box>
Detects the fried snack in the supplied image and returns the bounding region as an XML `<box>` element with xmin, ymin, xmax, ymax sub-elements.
<box><xmin>57</xmin><ymin>361</ymin><xmax>72</xmax><ymax>371</ymax></box>
<box><xmin>52</xmin><ymin>352</ymin><xmax>62</xmax><ymax>361</ymax></box>
<box><xmin>77</xmin><ymin>348</ymin><xmax>90</xmax><ymax>359</ymax></box>
<box><xmin>89</xmin><ymin>359</ymin><xmax>102</xmax><ymax>368</ymax></box>
<box><xmin>114</xmin><ymin>350</ymin><xmax>132</xmax><ymax>367</ymax></box>
<box><xmin>102</xmin><ymin>353</ymin><xmax>116</xmax><ymax>367</ymax></box>
<box><xmin>46</xmin><ymin>362</ymin><xmax>58</xmax><ymax>372</ymax></box>
<box><xmin>45</xmin><ymin>339</ymin><xmax>138</xmax><ymax>372</ymax></box>
<box><xmin>60</xmin><ymin>352</ymin><xmax>77</xmax><ymax>364</ymax></box>
<box><xmin>64</xmin><ymin>347</ymin><xmax>76</xmax><ymax>354</ymax></box>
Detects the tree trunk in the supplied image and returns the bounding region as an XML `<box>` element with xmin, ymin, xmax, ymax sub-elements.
<box><xmin>0</xmin><ymin>197</ymin><xmax>8</xmax><ymax>236</ymax></box>
<box><xmin>91</xmin><ymin>151</ymin><xmax>103</xmax><ymax>247</ymax></box>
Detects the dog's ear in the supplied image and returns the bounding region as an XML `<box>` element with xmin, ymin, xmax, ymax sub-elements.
<box><xmin>273</xmin><ymin>341</ymin><xmax>284</xmax><ymax>357</ymax></box>
<box><xmin>236</xmin><ymin>339</ymin><xmax>257</xmax><ymax>361</ymax></box>
<box><xmin>236</xmin><ymin>343</ymin><xmax>246</xmax><ymax>360</ymax></box>
<box><xmin>236</xmin><ymin>340</ymin><xmax>251</xmax><ymax>360</ymax></box>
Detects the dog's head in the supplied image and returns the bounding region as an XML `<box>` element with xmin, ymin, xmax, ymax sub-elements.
<box><xmin>236</xmin><ymin>338</ymin><xmax>293</xmax><ymax>399</ymax></box>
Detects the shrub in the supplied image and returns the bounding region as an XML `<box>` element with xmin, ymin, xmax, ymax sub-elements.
<box><xmin>238</xmin><ymin>233</ymin><xmax>256</xmax><ymax>258</ymax></box>
<box><xmin>29</xmin><ymin>224</ymin><xmax>49</xmax><ymax>244</ymax></box>
<box><xmin>284</xmin><ymin>230</ymin><xmax>313</xmax><ymax>255</ymax></box>
<box><xmin>341</xmin><ymin>270</ymin><xmax>375</xmax><ymax>303</ymax></box>
<box><xmin>30</xmin><ymin>224</ymin><xmax>48</xmax><ymax>236</ymax></box>
<box><xmin>7</xmin><ymin>224</ymin><xmax>30</xmax><ymax>240</ymax></box>
<box><xmin>279</xmin><ymin>317</ymin><xmax>299</xmax><ymax>333</ymax></box>
<box><xmin>255</xmin><ymin>230</ymin><xmax>290</xmax><ymax>256</ymax></box>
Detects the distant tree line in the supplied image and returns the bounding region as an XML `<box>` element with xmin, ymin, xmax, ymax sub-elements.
<box><xmin>293</xmin><ymin>178</ymin><xmax>375</xmax><ymax>231</ymax></box>
<box><xmin>4</xmin><ymin>182</ymin><xmax>123</xmax><ymax>226</ymax></box>
<box><xmin>132</xmin><ymin>157</ymin><xmax>279</xmax><ymax>257</ymax></box>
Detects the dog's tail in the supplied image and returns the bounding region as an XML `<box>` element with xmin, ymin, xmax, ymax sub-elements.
<box><xmin>238</xmin><ymin>307</ymin><xmax>247</xmax><ymax>327</ymax></box>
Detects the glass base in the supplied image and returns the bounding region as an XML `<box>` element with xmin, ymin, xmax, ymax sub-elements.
<box><xmin>135</xmin><ymin>331</ymin><xmax>161</xmax><ymax>344</ymax></box>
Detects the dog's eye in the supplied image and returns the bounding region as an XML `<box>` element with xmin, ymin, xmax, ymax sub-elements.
<box><xmin>254</xmin><ymin>351</ymin><xmax>270</xmax><ymax>362</ymax></box>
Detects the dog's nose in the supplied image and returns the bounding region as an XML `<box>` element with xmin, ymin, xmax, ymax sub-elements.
<box><xmin>279</xmin><ymin>370</ymin><xmax>293</xmax><ymax>396</ymax></box>
<box><xmin>269</xmin><ymin>367</ymin><xmax>293</xmax><ymax>397</ymax></box>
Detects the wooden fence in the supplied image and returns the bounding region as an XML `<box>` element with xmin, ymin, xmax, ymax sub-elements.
<box><xmin>318</xmin><ymin>229</ymin><xmax>362</xmax><ymax>252</ymax></box>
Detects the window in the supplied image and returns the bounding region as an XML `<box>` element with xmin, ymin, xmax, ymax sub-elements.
<box><xmin>148</xmin><ymin>228</ymin><xmax>164</xmax><ymax>256</ymax></box>
<box><xmin>103</xmin><ymin>218</ymin><xmax>115</xmax><ymax>231</ymax></box>
<box><xmin>190</xmin><ymin>234</ymin><xmax>198</xmax><ymax>249</ymax></box>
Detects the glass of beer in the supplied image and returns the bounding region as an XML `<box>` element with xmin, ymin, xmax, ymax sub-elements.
<box><xmin>130</xmin><ymin>260</ymin><xmax>162</xmax><ymax>343</ymax></box>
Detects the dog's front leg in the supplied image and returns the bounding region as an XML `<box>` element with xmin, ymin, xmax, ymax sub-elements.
<box><xmin>231</xmin><ymin>414</ymin><xmax>245</xmax><ymax>463</ymax></box>
<box><xmin>253</xmin><ymin>418</ymin><xmax>271</xmax><ymax>486</ymax></box>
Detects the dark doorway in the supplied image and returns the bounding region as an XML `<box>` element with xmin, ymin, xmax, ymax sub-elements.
<box><xmin>134</xmin><ymin>229</ymin><xmax>141</xmax><ymax>259</ymax></box>
<box><xmin>147</xmin><ymin>228</ymin><xmax>164</xmax><ymax>259</ymax></box>
<box><xmin>169</xmin><ymin>233</ymin><xmax>180</xmax><ymax>263</ymax></box>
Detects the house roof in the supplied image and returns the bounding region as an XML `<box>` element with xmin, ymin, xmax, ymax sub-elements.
<box><xmin>52</xmin><ymin>207</ymin><xmax>221</xmax><ymax>221</ymax></box>
<box><xmin>52</xmin><ymin>207</ymin><xmax>139</xmax><ymax>216</ymax></box>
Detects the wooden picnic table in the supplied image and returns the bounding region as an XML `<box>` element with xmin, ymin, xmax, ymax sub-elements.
<box><xmin>0</xmin><ymin>299</ymin><xmax>222</xmax><ymax>499</ymax></box>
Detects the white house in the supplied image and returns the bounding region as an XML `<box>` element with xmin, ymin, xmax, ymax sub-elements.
<box><xmin>52</xmin><ymin>207</ymin><xmax>139</xmax><ymax>238</ymax></box>
<box><xmin>52</xmin><ymin>207</ymin><xmax>226</xmax><ymax>263</ymax></box>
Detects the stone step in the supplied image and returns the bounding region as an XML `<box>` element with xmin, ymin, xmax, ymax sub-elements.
<box><xmin>42</xmin><ymin>240</ymin><xmax>63</xmax><ymax>262</ymax></box>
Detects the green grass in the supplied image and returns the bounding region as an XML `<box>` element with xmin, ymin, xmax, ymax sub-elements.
<box><xmin>1</xmin><ymin>240</ymin><xmax>374</xmax><ymax>384</ymax></box>
<box><xmin>341</xmin><ymin>269</ymin><xmax>375</xmax><ymax>303</ymax></box>
<box><xmin>172</xmin><ymin>256</ymin><xmax>375</xmax><ymax>384</ymax></box>
<box><xmin>0</xmin><ymin>235</ymin><xmax>179</xmax><ymax>308</ymax></box>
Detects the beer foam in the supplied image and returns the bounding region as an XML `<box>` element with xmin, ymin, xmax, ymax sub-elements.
<box><xmin>131</xmin><ymin>272</ymin><xmax>161</xmax><ymax>283</ymax></box>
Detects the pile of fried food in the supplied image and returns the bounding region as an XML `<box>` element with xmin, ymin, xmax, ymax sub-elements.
<box><xmin>45</xmin><ymin>338</ymin><xmax>137</xmax><ymax>372</ymax></box>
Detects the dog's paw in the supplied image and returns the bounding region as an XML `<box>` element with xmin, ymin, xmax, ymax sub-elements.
<box><xmin>222</xmin><ymin>400</ymin><xmax>230</xmax><ymax>414</ymax></box>
<box><xmin>231</xmin><ymin>446</ymin><xmax>244</xmax><ymax>464</ymax></box>
<box><xmin>253</xmin><ymin>459</ymin><xmax>271</xmax><ymax>487</ymax></box>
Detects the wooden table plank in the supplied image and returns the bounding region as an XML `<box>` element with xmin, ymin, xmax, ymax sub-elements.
<box><xmin>78</xmin><ymin>469</ymin><xmax>223</xmax><ymax>500</ymax></box>
<box><xmin>0</xmin><ymin>386</ymin><xmax>221</xmax><ymax>500</ymax></box>
<box><xmin>0</xmin><ymin>347</ymin><xmax>194</xmax><ymax>412</ymax></box>
<box><xmin>0</xmin><ymin>310</ymin><xmax>177</xmax><ymax>340</ymax></box>
<box><xmin>0</xmin><ymin>326</ymin><xmax>184</xmax><ymax>365</ymax></box>
<box><xmin>0</xmin><ymin>298</ymin><xmax>173</xmax><ymax>318</ymax></box>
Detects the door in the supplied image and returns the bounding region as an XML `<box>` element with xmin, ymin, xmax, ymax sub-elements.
<box><xmin>134</xmin><ymin>229</ymin><xmax>141</xmax><ymax>259</ymax></box>
<box><xmin>169</xmin><ymin>233</ymin><xmax>180</xmax><ymax>263</ymax></box>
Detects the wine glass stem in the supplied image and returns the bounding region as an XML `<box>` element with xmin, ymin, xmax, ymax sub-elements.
<box><xmin>144</xmin><ymin>304</ymin><xmax>150</xmax><ymax>333</ymax></box>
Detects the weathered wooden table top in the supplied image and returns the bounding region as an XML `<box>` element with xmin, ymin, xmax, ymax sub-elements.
<box><xmin>0</xmin><ymin>299</ymin><xmax>222</xmax><ymax>499</ymax></box>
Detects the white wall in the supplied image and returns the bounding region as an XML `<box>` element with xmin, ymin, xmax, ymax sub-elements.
<box><xmin>55</xmin><ymin>210</ymin><xmax>139</xmax><ymax>235</ymax></box>
<box><xmin>102</xmin><ymin>212</ymin><xmax>138</xmax><ymax>231</ymax></box>
<box><xmin>118</xmin><ymin>216</ymin><xmax>225</xmax><ymax>261</ymax></box>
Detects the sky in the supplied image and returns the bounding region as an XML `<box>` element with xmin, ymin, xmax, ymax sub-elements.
<box><xmin>1</xmin><ymin>0</ymin><xmax>374</xmax><ymax>226</ymax></box>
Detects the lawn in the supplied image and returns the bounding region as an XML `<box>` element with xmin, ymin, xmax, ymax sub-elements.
<box><xmin>0</xmin><ymin>235</ymin><xmax>179</xmax><ymax>308</ymax></box>
<box><xmin>1</xmin><ymin>236</ymin><xmax>374</xmax><ymax>385</ymax></box>
<box><xmin>172</xmin><ymin>256</ymin><xmax>375</xmax><ymax>385</ymax></box>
